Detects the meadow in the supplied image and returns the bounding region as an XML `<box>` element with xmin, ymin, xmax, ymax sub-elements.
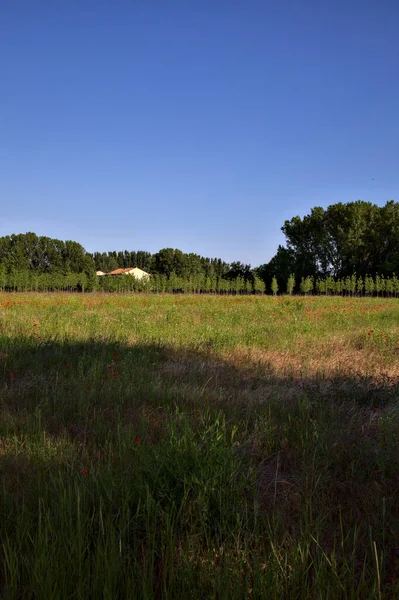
<box><xmin>1</xmin><ymin>292</ymin><xmax>399</xmax><ymax>599</ymax></box>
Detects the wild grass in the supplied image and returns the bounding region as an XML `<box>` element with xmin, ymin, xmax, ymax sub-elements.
<box><xmin>1</xmin><ymin>293</ymin><xmax>399</xmax><ymax>598</ymax></box>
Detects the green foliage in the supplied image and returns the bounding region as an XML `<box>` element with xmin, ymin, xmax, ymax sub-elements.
<box><xmin>365</xmin><ymin>275</ymin><xmax>375</xmax><ymax>296</ymax></box>
<box><xmin>334</xmin><ymin>279</ymin><xmax>343</xmax><ymax>295</ymax></box>
<box><xmin>375</xmin><ymin>274</ymin><xmax>383</xmax><ymax>296</ymax></box>
<box><xmin>271</xmin><ymin>276</ymin><xmax>279</xmax><ymax>296</ymax></box>
<box><xmin>253</xmin><ymin>276</ymin><xmax>265</xmax><ymax>294</ymax></box>
<box><xmin>385</xmin><ymin>276</ymin><xmax>394</xmax><ymax>297</ymax></box>
<box><xmin>281</xmin><ymin>199</ymin><xmax>399</xmax><ymax>281</ymax></box>
<box><xmin>325</xmin><ymin>275</ymin><xmax>335</xmax><ymax>295</ymax></box>
<box><xmin>393</xmin><ymin>275</ymin><xmax>399</xmax><ymax>297</ymax></box>
<box><xmin>256</xmin><ymin>245</ymin><xmax>295</xmax><ymax>292</ymax></box>
<box><xmin>300</xmin><ymin>276</ymin><xmax>313</xmax><ymax>295</ymax></box>
<box><xmin>2</xmin><ymin>265</ymin><xmax>399</xmax><ymax>298</ymax></box>
<box><xmin>357</xmin><ymin>276</ymin><xmax>364</xmax><ymax>296</ymax></box>
<box><xmin>286</xmin><ymin>273</ymin><xmax>295</xmax><ymax>295</ymax></box>
<box><xmin>316</xmin><ymin>279</ymin><xmax>327</xmax><ymax>294</ymax></box>
<box><xmin>343</xmin><ymin>274</ymin><xmax>357</xmax><ymax>296</ymax></box>
<box><xmin>0</xmin><ymin>234</ymin><xmax>256</xmax><ymax>294</ymax></box>
<box><xmin>5</xmin><ymin>217</ymin><xmax>399</xmax><ymax>298</ymax></box>
<box><xmin>0</xmin><ymin>232</ymin><xmax>95</xmax><ymax>294</ymax></box>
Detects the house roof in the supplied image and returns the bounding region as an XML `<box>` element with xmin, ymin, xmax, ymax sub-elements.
<box><xmin>108</xmin><ymin>267</ymin><xmax>150</xmax><ymax>276</ymax></box>
<box><xmin>108</xmin><ymin>268</ymin><xmax>126</xmax><ymax>275</ymax></box>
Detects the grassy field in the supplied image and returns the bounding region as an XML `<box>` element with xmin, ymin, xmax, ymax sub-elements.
<box><xmin>1</xmin><ymin>292</ymin><xmax>399</xmax><ymax>599</ymax></box>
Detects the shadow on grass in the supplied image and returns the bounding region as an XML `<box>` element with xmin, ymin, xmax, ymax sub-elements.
<box><xmin>1</xmin><ymin>337</ymin><xmax>399</xmax><ymax>597</ymax></box>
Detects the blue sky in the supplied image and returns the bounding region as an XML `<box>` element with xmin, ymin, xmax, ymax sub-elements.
<box><xmin>1</xmin><ymin>1</ymin><xmax>398</xmax><ymax>267</ymax></box>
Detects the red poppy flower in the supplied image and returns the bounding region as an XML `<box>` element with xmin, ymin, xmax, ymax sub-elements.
<box><xmin>135</xmin><ymin>437</ymin><xmax>141</xmax><ymax>443</ymax></box>
<box><xmin>81</xmin><ymin>468</ymin><xmax>88</xmax><ymax>475</ymax></box>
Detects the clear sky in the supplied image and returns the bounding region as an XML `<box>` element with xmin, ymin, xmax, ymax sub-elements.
<box><xmin>1</xmin><ymin>1</ymin><xmax>398</xmax><ymax>267</ymax></box>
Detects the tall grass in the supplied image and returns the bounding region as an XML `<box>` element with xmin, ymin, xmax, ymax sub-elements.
<box><xmin>1</xmin><ymin>293</ymin><xmax>399</xmax><ymax>598</ymax></box>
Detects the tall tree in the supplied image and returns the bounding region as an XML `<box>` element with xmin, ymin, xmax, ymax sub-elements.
<box><xmin>281</xmin><ymin>200</ymin><xmax>396</xmax><ymax>280</ymax></box>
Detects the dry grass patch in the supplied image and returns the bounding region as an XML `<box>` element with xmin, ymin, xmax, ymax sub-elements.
<box><xmin>223</xmin><ymin>337</ymin><xmax>399</xmax><ymax>385</ymax></box>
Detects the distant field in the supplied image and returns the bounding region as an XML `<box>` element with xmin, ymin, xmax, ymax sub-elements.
<box><xmin>1</xmin><ymin>293</ymin><xmax>399</xmax><ymax>598</ymax></box>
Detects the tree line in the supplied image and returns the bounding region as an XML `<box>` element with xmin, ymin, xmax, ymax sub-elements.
<box><xmin>1</xmin><ymin>200</ymin><xmax>399</xmax><ymax>294</ymax></box>
<box><xmin>0</xmin><ymin>233</ymin><xmax>257</xmax><ymax>292</ymax></box>
<box><xmin>257</xmin><ymin>200</ymin><xmax>399</xmax><ymax>291</ymax></box>
<box><xmin>2</xmin><ymin>266</ymin><xmax>399</xmax><ymax>297</ymax></box>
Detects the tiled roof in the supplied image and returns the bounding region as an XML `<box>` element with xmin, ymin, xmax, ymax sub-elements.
<box><xmin>108</xmin><ymin>267</ymin><xmax>151</xmax><ymax>276</ymax></box>
<box><xmin>108</xmin><ymin>268</ymin><xmax>126</xmax><ymax>275</ymax></box>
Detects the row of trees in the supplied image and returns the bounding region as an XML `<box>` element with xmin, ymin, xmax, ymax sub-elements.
<box><xmin>0</xmin><ymin>266</ymin><xmax>266</xmax><ymax>294</ymax></box>
<box><xmin>0</xmin><ymin>234</ymin><xmax>237</xmax><ymax>281</ymax></box>
<box><xmin>0</xmin><ymin>266</ymin><xmax>97</xmax><ymax>293</ymax></box>
<box><xmin>301</xmin><ymin>274</ymin><xmax>399</xmax><ymax>297</ymax></box>
<box><xmin>1</xmin><ymin>266</ymin><xmax>399</xmax><ymax>297</ymax></box>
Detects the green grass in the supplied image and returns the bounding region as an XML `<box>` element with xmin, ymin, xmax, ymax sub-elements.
<box><xmin>1</xmin><ymin>293</ymin><xmax>399</xmax><ymax>598</ymax></box>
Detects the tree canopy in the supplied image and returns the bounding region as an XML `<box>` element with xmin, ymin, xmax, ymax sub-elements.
<box><xmin>0</xmin><ymin>233</ymin><xmax>93</xmax><ymax>275</ymax></box>
<box><xmin>279</xmin><ymin>200</ymin><xmax>399</xmax><ymax>280</ymax></box>
<box><xmin>2</xmin><ymin>199</ymin><xmax>399</xmax><ymax>294</ymax></box>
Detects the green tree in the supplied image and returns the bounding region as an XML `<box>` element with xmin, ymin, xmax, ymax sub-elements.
<box><xmin>271</xmin><ymin>276</ymin><xmax>279</xmax><ymax>296</ymax></box>
<box><xmin>364</xmin><ymin>275</ymin><xmax>375</xmax><ymax>296</ymax></box>
<box><xmin>334</xmin><ymin>279</ymin><xmax>343</xmax><ymax>295</ymax></box>
<box><xmin>385</xmin><ymin>277</ymin><xmax>394</xmax><ymax>298</ymax></box>
<box><xmin>300</xmin><ymin>276</ymin><xmax>313</xmax><ymax>295</ymax></box>
<box><xmin>286</xmin><ymin>273</ymin><xmax>295</xmax><ymax>295</ymax></box>
<box><xmin>281</xmin><ymin>200</ymin><xmax>397</xmax><ymax>280</ymax></box>
<box><xmin>253</xmin><ymin>276</ymin><xmax>265</xmax><ymax>294</ymax></box>
<box><xmin>356</xmin><ymin>276</ymin><xmax>364</xmax><ymax>296</ymax></box>
<box><xmin>393</xmin><ymin>275</ymin><xmax>399</xmax><ymax>298</ymax></box>
<box><xmin>316</xmin><ymin>279</ymin><xmax>327</xmax><ymax>295</ymax></box>
<box><xmin>375</xmin><ymin>274</ymin><xmax>383</xmax><ymax>297</ymax></box>
<box><xmin>0</xmin><ymin>263</ymin><xmax>6</xmax><ymax>291</ymax></box>
<box><xmin>326</xmin><ymin>275</ymin><xmax>334</xmax><ymax>295</ymax></box>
